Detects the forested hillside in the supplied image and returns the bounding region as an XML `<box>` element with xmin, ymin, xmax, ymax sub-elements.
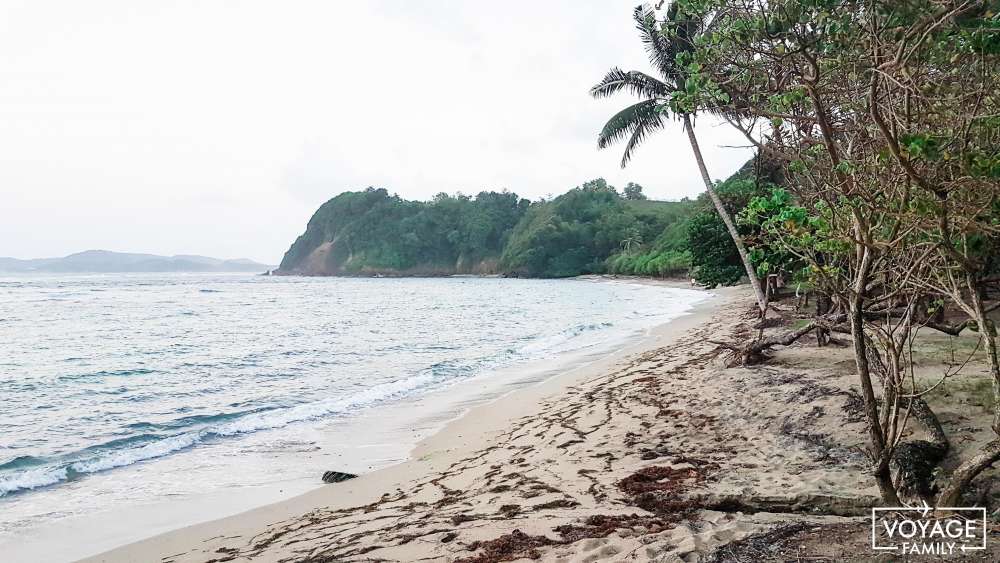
<box><xmin>278</xmin><ymin>188</ymin><xmax>530</xmax><ymax>276</ymax></box>
<box><xmin>276</xmin><ymin>177</ymin><xmax>747</xmax><ymax>279</ymax></box>
<box><xmin>498</xmin><ymin>179</ymin><xmax>695</xmax><ymax>277</ymax></box>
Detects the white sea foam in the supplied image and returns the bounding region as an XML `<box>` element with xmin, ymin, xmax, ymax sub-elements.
<box><xmin>0</xmin><ymin>372</ymin><xmax>443</xmax><ymax>495</ymax></box>
<box><xmin>210</xmin><ymin>372</ymin><xmax>437</xmax><ymax>437</ymax></box>
<box><xmin>517</xmin><ymin>322</ymin><xmax>613</xmax><ymax>355</ymax></box>
<box><xmin>69</xmin><ymin>433</ymin><xmax>201</xmax><ymax>474</ymax></box>
<box><xmin>0</xmin><ymin>466</ymin><xmax>68</xmax><ymax>497</ymax></box>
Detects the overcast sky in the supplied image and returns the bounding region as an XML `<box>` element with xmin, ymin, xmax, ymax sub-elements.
<box><xmin>0</xmin><ymin>1</ymin><xmax>751</xmax><ymax>264</ymax></box>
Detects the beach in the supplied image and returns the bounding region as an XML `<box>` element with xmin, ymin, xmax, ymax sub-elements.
<box><xmin>85</xmin><ymin>282</ymin><xmax>743</xmax><ymax>563</ymax></box>
<box><xmin>0</xmin><ymin>276</ymin><xmax>706</xmax><ymax>561</ymax></box>
<box><xmin>5</xmin><ymin>1</ymin><xmax>997</xmax><ymax>560</ymax></box>
<box><xmin>70</xmin><ymin>282</ymin><xmax>1000</xmax><ymax>561</ymax></box>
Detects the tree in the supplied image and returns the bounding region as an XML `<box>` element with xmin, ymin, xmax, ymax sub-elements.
<box><xmin>620</xmin><ymin>226</ymin><xmax>644</xmax><ymax>255</ymax></box>
<box><xmin>688</xmin><ymin>176</ymin><xmax>765</xmax><ymax>287</ymax></box>
<box><xmin>589</xmin><ymin>3</ymin><xmax>768</xmax><ymax>315</ymax></box>
<box><xmin>682</xmin><ymin>0</ymin><xmax>1000</xmax><ymax>507</ymax></box>
<box><xmin>499</xmin><ymin>181</ymin><xmax>690</xmax><ymax>277</ymax></box>
<box><xmin>279</xmin><ymin>188</ymin><xmax>529</xmax><ymax>275</ymax></box>
<box><xmin>623</xmin><ymin>182</ymin><xmax>647</xmax><ymax>200</ymax></box>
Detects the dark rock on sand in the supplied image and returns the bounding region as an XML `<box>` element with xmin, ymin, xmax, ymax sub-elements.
<box><xmin>322</xmin><ymin>470</ymin><xmax>358</xmax><ymax>483</ymax></box>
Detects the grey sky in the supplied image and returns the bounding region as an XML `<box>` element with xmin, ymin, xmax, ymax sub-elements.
<box><xmin>0</xmin><ymin>1</ymin><xmax>751</xmax><ymax>264</ymax></box>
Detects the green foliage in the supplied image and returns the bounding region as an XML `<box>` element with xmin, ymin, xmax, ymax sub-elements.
<box><xmin>590</xmin><ymin>5</ymin><xmax>709</xmax><ymax>166</ymax></box>
<box><xmin>738</xmin><ymin>187</ymin><xmax>816</xmax><ymax>287</ymax></box>
<box><xmin>281</xmin><ymin>181</ymin><xmax>698</xmax><ymax>279</ymax></box>
<box><xmin>686</xmin><ymin>211</ymin><xmax>743</xmax><ymax>287</ymax></box>
<box><xmin>606</xmin><ymin>202</ymin><xmax>694</xmax><ymax>277</ymax></box>
<box><xmin>900</xmin><ymin>133</ymin><xmax>944</xmax><ymax>161</ymax></box>
<box><xmin>686</xmin><ymin>175</ymin><xmax>768</xmax><ymax>287</ymax></box>
<box><xmin>623</xmin><ymin>182</ymin><xmax>648</xmax><ymax>200</ymax></box>
<box><xmin>279</xmin><ymin>188</ymin><xmax>529</xmax><ymax>274</ymax></box>
<box><xmin>607</xmin><ymin>246</ymin><xmax>691</xmax><ymax>277</ymax></box>
<box><xmin>500</xmin><ymin>180</ymin><xmax>694</xmax><ymax>277</ymax></box>
<box><xmin>966</xmin><ymin>148</ymin><xmax>1000</xmax><ymax>179</ymax></box>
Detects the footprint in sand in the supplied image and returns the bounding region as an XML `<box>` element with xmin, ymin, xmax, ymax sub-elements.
<box><xmin>569</xmin><ymin>537</ymin><xmax>622</xmax><ymax>562</ymax></box>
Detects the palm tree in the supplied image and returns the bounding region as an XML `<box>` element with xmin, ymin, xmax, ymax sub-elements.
<box><xmin>590</xmin><ymin>3</ymin><xmax>767</xmax><ymax>314</ymax></box>
<box><xmin>620</xmin><ymin>228</ymin><xmax>643</xmax><ymax>255</ymax></box>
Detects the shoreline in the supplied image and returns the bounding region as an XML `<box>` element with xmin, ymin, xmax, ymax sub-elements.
<box><xmin>84</xmin><ymin>281</ymin><xmax>1000</xmax><ymax>562</ymax></box>
<box><xmin>82</xmin><ymin>281</ymin><xmax>732</xmax><ymax>563</ymax></box>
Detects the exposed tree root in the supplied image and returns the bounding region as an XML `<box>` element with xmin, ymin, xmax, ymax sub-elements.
<box><xmin>894</xmin><ymin>440</ymin><xmax>948</xmax><ymax>501</ymax></box>
<box><xmin>937</xmin><ymin>439</ymin><xmax>1000</xmax><ymax>507</ymax></box>
<box><xmin>894</xmin><ymin>398</ymin><xmax>950</xmax><ymax>501</ymax></box>
<box><xmin>710</xmin><ymin>320</ymin><xmax>824</xmax><ymax>366</ymax></box>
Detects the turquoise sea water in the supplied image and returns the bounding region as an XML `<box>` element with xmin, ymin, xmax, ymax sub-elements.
<box><xmin>0</xmin><ymin>273</ymin><xmax>707</xmax><ymax>550</ymax></box>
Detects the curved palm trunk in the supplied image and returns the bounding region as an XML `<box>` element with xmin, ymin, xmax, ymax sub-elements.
<box><xmin>682</xmin><ymin>115</ymin><xmax>767</xmax><ymax>314</ymax></box>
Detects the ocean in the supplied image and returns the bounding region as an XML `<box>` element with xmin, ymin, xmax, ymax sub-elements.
<box><xmin>0</xmin><ymin>273</ymin><xmax>707</xmax><ymax>557</ymax></box>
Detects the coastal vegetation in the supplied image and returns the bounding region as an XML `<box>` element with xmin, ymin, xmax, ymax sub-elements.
<box><xmin>279</xmin><ymin>188</ymin><xmax>530</xmax><ymax>276</ymax></box>
<box><xmin>278</xmin><ymin>180</ymin><xmax>734</xmax><ymax>280</ymax></box>
<box><xmin>278</xmin><ymin>176</ymin><xmax>768</xmax><ymax>282</ymax></box>
<box><xmin>498</xmin><ymin>179</ymin><xmax>695</xmax><ymax>278</ymax></box>
<box><xmin>647</xmin><ymin>0</ymin><xmax>1000</xmax><ymax>512</ymax></box>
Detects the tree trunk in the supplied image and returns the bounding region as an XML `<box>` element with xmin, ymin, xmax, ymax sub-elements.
<box><xmin>849</xmin><ymin>246</ymin><xmax>900</xmax><ymax>506</ymax></box>
<box><xmin>970</xmin><ymin>284</ymin><xmax>1000</xmax><ymax>435</ymax></box>
<box><xmin>682</xmin><ymin>114</ymin><xmax>767</xmax><ymax>315</ymax></box>
<box><xmin>936</xmin><ymin>440</ymin><xmax>1000</xmax><ymax>507</ymax></box>
<box><xmin>936</xmin><ymin>280</ymin><xmax>1000</xmax><ymax>507</ymax></box>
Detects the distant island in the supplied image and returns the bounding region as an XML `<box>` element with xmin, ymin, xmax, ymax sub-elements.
<box><xmin>0</xmin><ymin>250</ymin><xmax>273</xmax><ymax>273</ymax></box>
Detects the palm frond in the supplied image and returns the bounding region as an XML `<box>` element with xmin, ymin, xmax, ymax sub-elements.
<box><xmin>667</xmin><ymin>5</ymin><xmax>708</xmax><ymax>85</ymax></box>
<box><xmin>633</xmin><ymin>4</ymin><xmax>675</xmax><ymax>80</ymax></box>
<box><xmin>590</xmin><ymin>67</ymin><xmax>670</xmax><ymax>99</ymax></box>
<box><xmin>596</xmin><ymin>99</ymin><xmax>665</xmax><ymax>167</ymax></box>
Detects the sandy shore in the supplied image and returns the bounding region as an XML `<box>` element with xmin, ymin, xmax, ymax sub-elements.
<box><xmin>84</xmin><ymin>282</ymin><xmax>1000</xmax><ymax>562</ymax></box>
<box><xmin>80</xmin><ymin>282</ymin><xmax>730</xmax><ymax>562</ymax></box>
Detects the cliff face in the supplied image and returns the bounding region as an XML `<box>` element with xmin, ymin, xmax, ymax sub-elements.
<box><xmin>276</xmin><ymin>188</ymin><xmax>528</xmax><ymax>276</ymax></box>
